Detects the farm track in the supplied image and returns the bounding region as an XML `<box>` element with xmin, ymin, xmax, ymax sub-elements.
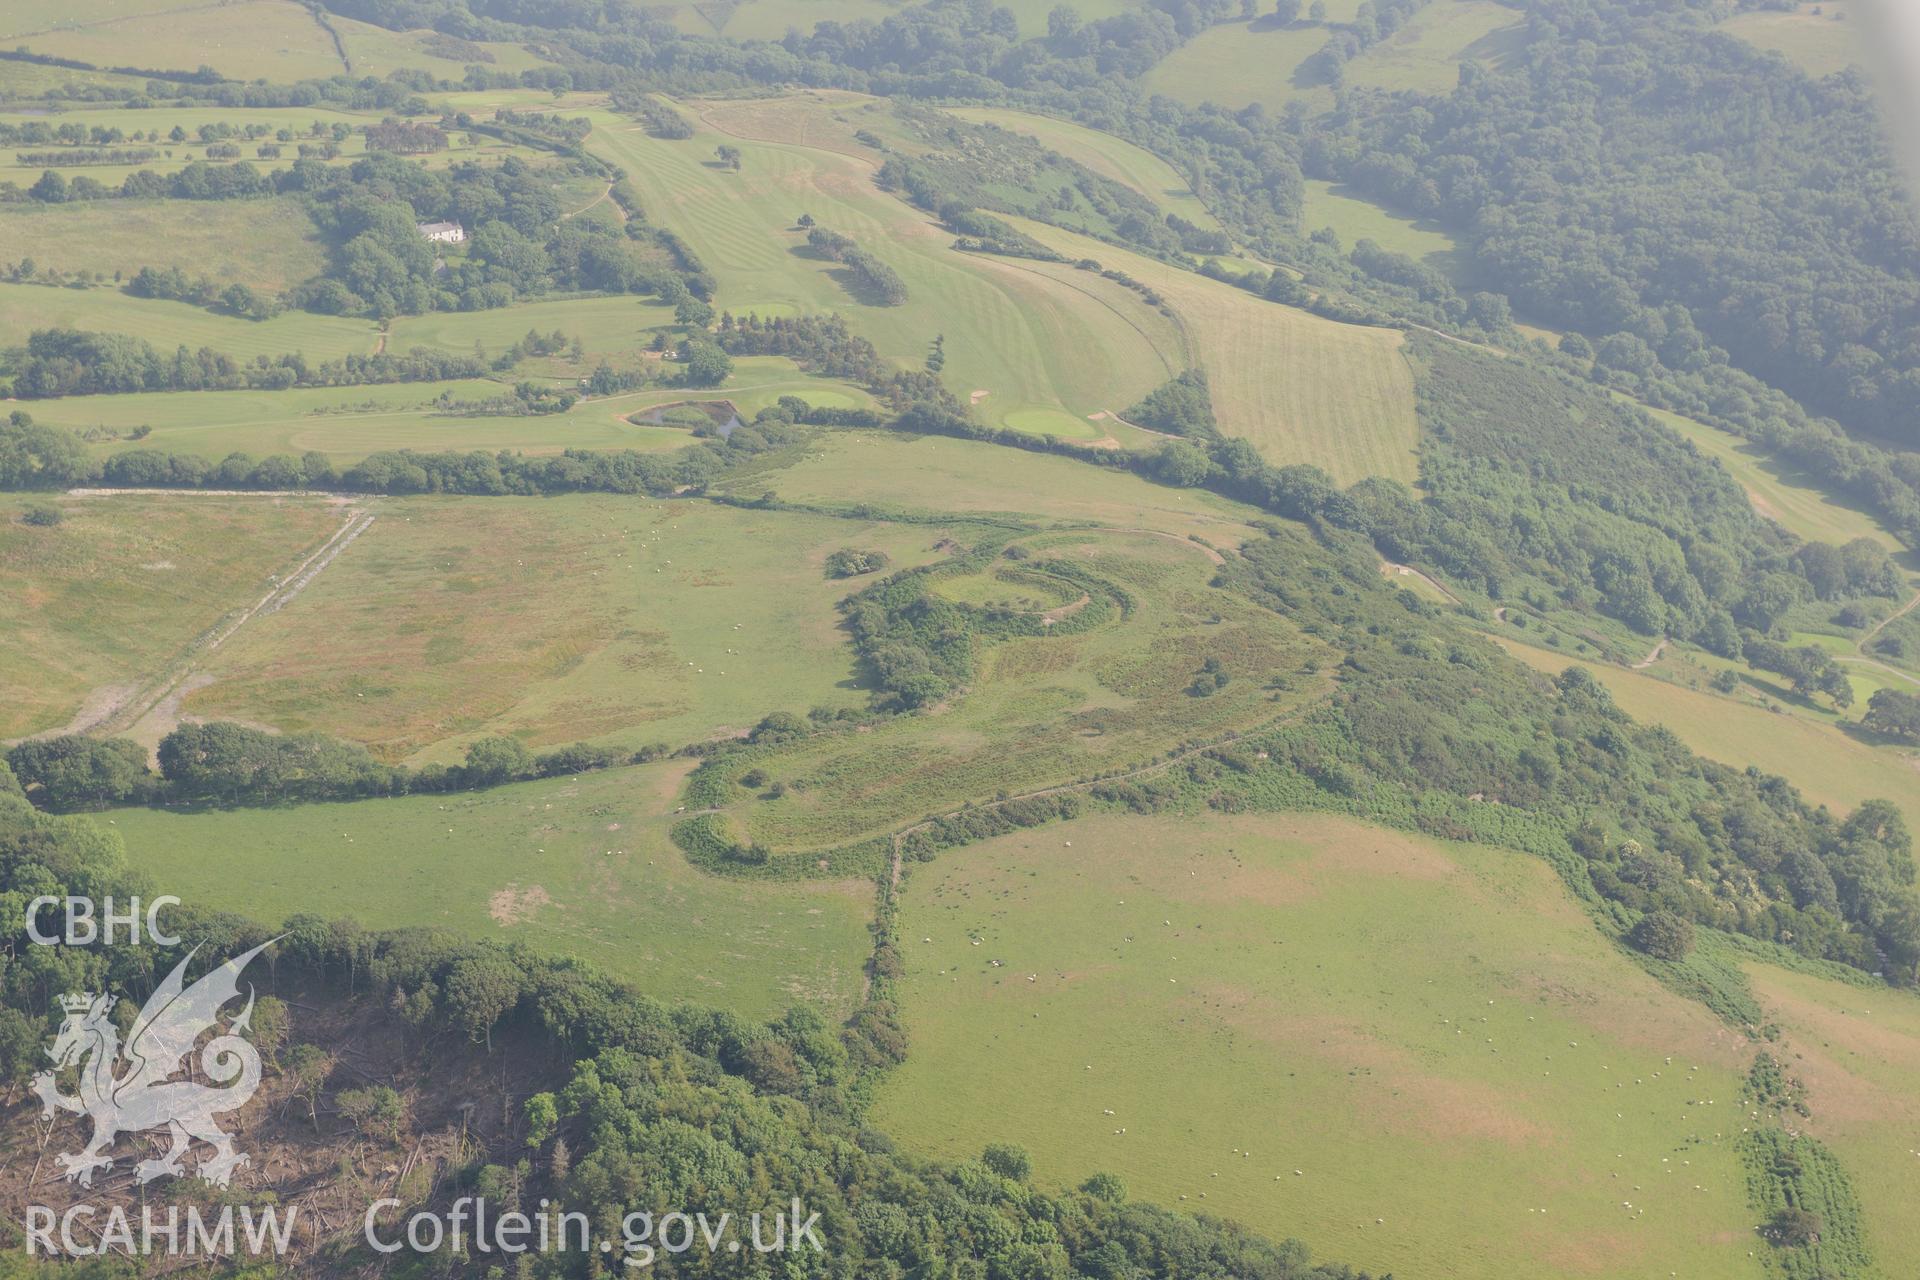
<box><xmin>1860</xmin><ymin>587</ymin><xmax>1920</xmax><ymax>649</ymax></box>
<box><xmin>562</xmin><ymin>181</ymin><xmax>621</xmax><ymax>222</ymax></box>
<box><xmin>1830</xmin><ymin>586</ymin><xmax>1920</xmax><ymax>688</ymax></box>
<box><xmin>1102</xmin><ymin>526</ymin><xmax>1225</xmax><ymax>565</ymax></box>
<box><xmin>1379</xmin><ymin>559</ymin><xmax>1458</xmax><ymax>603</ymax></box>
<box><xmin>77</xmin><ymin>506</ymin><xmax>375</xmax><ymax>743</ymax></box>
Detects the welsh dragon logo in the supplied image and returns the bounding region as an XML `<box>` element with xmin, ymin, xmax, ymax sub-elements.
<box><xmin>32</xmin><ymin>940</ymin><xmax>275</xmax><ymax>1188</ymax></box>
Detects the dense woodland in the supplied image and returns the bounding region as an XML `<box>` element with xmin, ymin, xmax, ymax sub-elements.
<box><xmin>1363</xmin><ymin>339</ymin><xmax>1903</xmax><ymax>652</ymax></box>
<box><xmin>1314</xmin><ymin>0</ymin><xmax>1920</xmax><ymax>450</ymax></box>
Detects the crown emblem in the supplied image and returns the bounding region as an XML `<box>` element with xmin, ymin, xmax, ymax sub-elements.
<box><xmin>58</xmin><ymin>992</ymin><xmax>96</xmax><ymax>1013</ymax></box>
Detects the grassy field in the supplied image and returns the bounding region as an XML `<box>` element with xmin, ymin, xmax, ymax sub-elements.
<box><xmin>107</xmin><ymin>760</ymin><xmax>876</xmax><ymax>1020</ymax></box>
<box><xmin>1013</xmin><ymin>216</ymin><xmax>1421</xmax><ymax>484</ymax></box>
<box><xmin>871</xmin><ymin>810</ymin><xmax>1767</xmax><ymax>1280</ymax></box>
<box><xmin>330</xmin><ymin>17</ymin><xmax>553</xmax><ymax>77</ymax></box>
<box><xmin>1345</xmin><ymin>0</ymin><xmax>1529</xmax><ymax>93</ymax></box>
<box><xmin>1657</xmin><ymin>622</ymin><xmax>1919</xmax><ymax>720</ymax></box>
<box><xmin>0</xmin><ymin>197</ymin><xmax>328</xmax><ymax>294</ymax></box>
<box><xmin>0</xmin><ymin>493</ymin><xmax>341</xmax><ymax>740</ymax></box>
<box><xmin>25</xmin><ymin>354</ymin><xmax>873</xmax><ymax>463</ymax></box>
<box><xmin>708</xmin><ymin>528</ymin><xmax>1334</xmax><ymax>853</ymax></box>
<box><xmin>32</xmin><ymin>380</ymin><xmax>538</xmax><ymax>460</ymax></box>
<box><xmin>1301</xmin><ymin>179</ymin><xmax>1466</xmax><ymax>283</ymax></box>
<box><xmin>0</xmin><ymin>59</ymin><xmax>152</xmax><ymax>99</ymax></box>
<box><xmin>944</xmin><ymin>107</ymin><xmax>1223</xmax><ymax>233</ymax></box>
<box><xmin>18</xmin><ymin>0</ymin><xmax>348</xmax><ymax>81</ymax></box>
<box><xmin>384</xmin><ymin>295</ymin><xmax>676</xmax><ymax>361</ymax></box>
<box><xmin>696</xmin><ymin>0</ymin><xmax>899</xmax><ymax>39</ymax></box>
<box><xmin>1634</xmin><ymin>400</ymin><xmax>1906</xmax><ymax>552</ymax></box>
<box><xmin>1722</xmin><ymin>1</ymin><xmax>1865</xmax><ymax>77</ymax></box>
<box><xmin>718</xmin><ymin>427</ymin><xmax>1268</xmax><ymax>550</ymax></box>
<box><xmin>0</xmin><ymin>0</ymin><xmax>198</xmax><ymax>40</ymax></box>
<box><xmin>1493</xmin><ymin>634</ymin><xmax>1920</xmax><ymax>833</ymax></box>
<box><xmin>584</xmin><ymin>101</ymin><xmax>1179</xmax><ymax>439</ymax></box>
<box><xmin>1143</xmin><ymin>20</ymin><xmax>1338</xmax><ymax>112</ymax></box>
<box><xmin>1745</xmin><ymin>959</ymin><xmax>1920</xmax><ymax>1277</ymax></box>
<box><xmin>0</xmin><ymin>281</ymin><xmax>376</xmax><ymax>361</ymax></box>
<box><xmin>184</xmin><ymin>494</ymin><xmax>963</xmax><ymax>763</ymax></box>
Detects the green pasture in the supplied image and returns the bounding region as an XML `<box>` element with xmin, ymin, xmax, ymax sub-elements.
<box><xmin>698</xmin><ymin>0</ymin><xmax>897</xmax><ymax>40</ymax></box>
<box><xmin>0</xmin><ymin>197</ymin><xmax>328</xmax><ymax>294</ymax></box>
<box><xmin>718</xmin><ymin>428</ymin><xmax>1266</xmax><ymax>555</ymax></box>
<box><xmin>1723</xmin><ymin>1</ymin><xmax>1865</xmax><ymax>77</ymax></box>
<box><xmin>872</xmin><ymin>810</ymin><xmax>1767</xmax><ymax>1280</ymax></box>
<box><xmin>0</xmin><ymin>60</ymin><xmax>152</xmax><ymax>101</ymax></box>
<box><xmin>0</xmin><ymin>281</ymin><xmax>376</xmax><ymax>360</ymax></box>
<box><xmin>1301</xmin><ymin>179</ymin><xmax>1466</xmax><ymax>284</ymax></box>
<box><xmin>329</xmin><ymin>17</ymin><xmax>555</xmax><ymax>77</ymax></box>
<box><xmin>584</xmin><ymin>102</ymin><xmax>1178</xmax><ymax>437</ymax></box>
<box><xmin>32</xmin><ymin>355</ymin><xmax>872</xmax><ymax>463</ymax></box>
<box><xmin>1346</xmin><ymin>0</ymin><xmax>1529</xmax><ymax>93</ymax></box>
<box><xmin>1635</xmin><ymin>400</ymin><xmax>1905</xmax><ymax>552</ymax></box>
<box><xmin>0</xmin><ymin>492</ymin><xmax>341</xmax><ymax>740</ymax></box>
<box><xmin>944</xmin><ymin>107</ymin><xmax>1223</xmax><ymax>233</ymax></box>
<box><xmin>185</xmin><ymin>494</ymin><xmax>962</xmax><ymax>763</ymax></box>
<box><xmin>712</xmin><ymin>528</ymin><xmax>1334</xmax><ymax>853</ymax></box>
<box><xmin>18</xmin><ymin>0</ymin><xmax>349</xmax><ymax>82</ymax></box>
<box><xmin>0</xmin><ymin>0</ymin><xmax>194</xmax><ymax>41</ymax></box>
<box><xmin>37</xmin><ymin>380</ymin><xmax>542</xmax><ymax>461</ymax></box>
<box><xmin>385</xmin><ymin>293</ymin><xmax>678</xmax><ymax>366</ymax></box>
<box><xmin>107</xmin><ymin>760</ymin><xmax>876</xmax><ymax>1020</ymax></box>
<box><xmin>434</xmin><ymin>89</ymin><xmax>610</xmax><ymax>117</ymax></box>
<box><xmin>1143</xmin><ymin>20</ymin><xmax>1338</xmax><ymax>112</ymax></box>
<box><xmin>932</xmin><ymin>563</ymin><xmax>1080</xmax><ymax>611</ymax></box>
<box><xmin>1012</xmin><ymin>215</ymin><xmax>1421</xmax><ymax>484</ymax></box>
<box><xmin>598</xmin><ymin>355</ymin><xmax>878</xmax><ymax>418</ymax></box>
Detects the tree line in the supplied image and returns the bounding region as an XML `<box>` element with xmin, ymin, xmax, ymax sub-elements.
<box><xmin>803</xmin><ymin>225</ymin><xmax>910</xmax><ymax>306</ymax></box>
<box><xmin>5</xmin><ymin>329</ymin><xmax>489</xmax><ymax>398</ymax></box>
<box><xmin>5</xmin><ymin>724</ymin><xmax>642</xmax><ymax>812</ymax></box>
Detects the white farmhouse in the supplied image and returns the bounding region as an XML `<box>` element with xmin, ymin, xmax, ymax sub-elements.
<box><xmin>416</xmin><ymin>220</ymin><xmax>466</xmax><ymax>244</ymax></box>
